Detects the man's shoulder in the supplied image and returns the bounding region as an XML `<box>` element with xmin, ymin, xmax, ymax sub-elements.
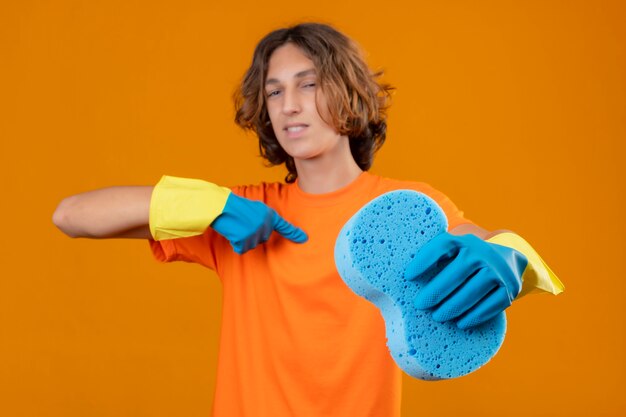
<box><xmin>371</xmin><ymin>174</ymin><xmax>456</xmax><ymax>207</ymax></box>
<box><xmin>373</xmin><ymin>174</ymin><xmax>437</xmax><ymax>193</ymax></box>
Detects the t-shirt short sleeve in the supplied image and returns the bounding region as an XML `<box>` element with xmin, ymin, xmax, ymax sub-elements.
<box><xmin>148</xmin><ymin>227</ymin><xmax>224</xmax><ymax>271</ymax></box>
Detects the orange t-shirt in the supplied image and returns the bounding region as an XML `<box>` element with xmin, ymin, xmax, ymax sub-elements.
<box><xmin>149</xmin><ymin>172</ymin><xmax>473</xmax><ymax>417</ymax></box>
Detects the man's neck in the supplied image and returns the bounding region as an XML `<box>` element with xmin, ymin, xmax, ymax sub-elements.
<box><xmin>295</xmin><ymin>156</ymin><xmax>363</xmax><ymax>194</ymax></box>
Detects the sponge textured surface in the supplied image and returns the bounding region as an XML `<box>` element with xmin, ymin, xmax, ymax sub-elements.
<box><xmin>334</xmin><ymin>190</ymin><xmax>506</xmax><ymax>380</ymax></box>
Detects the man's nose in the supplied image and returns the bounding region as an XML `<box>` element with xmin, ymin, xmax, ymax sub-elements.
<box><xmin>281</xmin><ymin>89</ymin><xmax>301</xmax><ymax>115</ymax></box>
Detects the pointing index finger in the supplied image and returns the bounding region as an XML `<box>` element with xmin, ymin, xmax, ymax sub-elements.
<box><xmin>272</xmin><ymin>211</ymin><xmax>308</xmax><ymax>243</ymax></box>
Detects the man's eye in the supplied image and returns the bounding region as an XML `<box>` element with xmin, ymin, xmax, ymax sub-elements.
<box><xmin>266</xmin><ymin>90</ymin><xmax>280</xmax><ymax>97</ymax></box>
<box><xmin>303</xmin><ymin>82</ymin><xmax>316</xmax><ymax>88</ymax></box>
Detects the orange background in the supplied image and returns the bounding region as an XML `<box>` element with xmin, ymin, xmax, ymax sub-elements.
<box><xmin>1</xmin><ymin>1</ymin><xmax>625</xmax><ymax>416</ymax></box>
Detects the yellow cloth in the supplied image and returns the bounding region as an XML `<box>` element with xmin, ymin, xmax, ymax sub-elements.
<box><xmin>486</xmin><ymin>232</ymin><xmax>564</xmax><ymax>298</ymax></box>
<box><xmin>149</xmin><ymin>175</ymin><xmax>231</xmax><ymax>240</ymax></box>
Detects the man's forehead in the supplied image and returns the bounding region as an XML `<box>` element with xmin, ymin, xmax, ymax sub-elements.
<box><xmin>265</xmin><ymin>68</ymin><xmax>317</xmax><ymax>86</ymax></box>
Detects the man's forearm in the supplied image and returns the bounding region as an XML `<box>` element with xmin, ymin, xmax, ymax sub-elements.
<box><xmin>53</xmin><ymin>186</ymin><xmax>153</xmax><ymax>238</ymax></box>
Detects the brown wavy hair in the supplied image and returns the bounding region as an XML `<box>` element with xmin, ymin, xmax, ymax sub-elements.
<box><xmin>234</xmin><ymin>22</ymin><xmax>394</xmax><ymax>183</ymax></box>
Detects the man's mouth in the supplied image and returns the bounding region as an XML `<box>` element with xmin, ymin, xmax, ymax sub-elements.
<box><xmin>286</xmin><ymin>125</ymin><xmax>307</xmax><ymax>133</ymax></box>
<box><xmin>284</xmin><ymin>124</ymin><xmax>308</xmax><ymax>132</ymax></box>
<box><xmin>284</xmin><ymin>124</ymin><xmax>309</xmax><ymax>138</ymax></box>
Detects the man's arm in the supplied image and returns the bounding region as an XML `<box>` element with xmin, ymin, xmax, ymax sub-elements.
<box><xmin>52</xmin><ymin>186</ymin><xmax>153</xmax><ymax>239</ymax></box>
<box><xmin>52</xmin><ymin>176</ymin><xmax>308</xmax><ymax>251</ymax></box>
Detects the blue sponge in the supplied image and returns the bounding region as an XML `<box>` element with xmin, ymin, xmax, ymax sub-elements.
<box><xmin>334</xmin><ymin>190</ymin><xmax>506</xmax><ymax>380</ymax></box>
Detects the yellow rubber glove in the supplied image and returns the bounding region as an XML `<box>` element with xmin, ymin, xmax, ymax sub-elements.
<box><xmin>149</xmin><ymin>175</ymin><xmax>231</xmax><ymax>240</ymax></box>
<box><xmin>486</xmin><ymin>232</ymin><xmax>564</xmax><ymax>298</ymax></box>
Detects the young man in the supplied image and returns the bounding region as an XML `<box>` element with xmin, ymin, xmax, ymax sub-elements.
<box><xmin>53</xmin><ymin>22</ymin><xmax>562</xmax><ymax>417</ymax></box>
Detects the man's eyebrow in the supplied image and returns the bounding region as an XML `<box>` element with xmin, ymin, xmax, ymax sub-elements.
<box><xmin>265</xmin><ymin>68</ymin><xmax>316</xmax><ymax>86</ymax></box>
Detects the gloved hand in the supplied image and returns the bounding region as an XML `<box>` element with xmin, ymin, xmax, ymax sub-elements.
<box><xmin>150</xmin><ymin>175</ymin><xmax>307</xmax><ymax>254</ymax></box>
<box><xmin>211</xmin><ymin>193</ymin><xmax>307</xmax><ymax>254</ymax></box>
<box><xmin>405</xmin><ymin>232</ymin><xmax>527</xmax><ymax>329</ymax></box>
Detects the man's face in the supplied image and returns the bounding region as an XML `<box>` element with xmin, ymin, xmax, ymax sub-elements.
<box><xmin>264</xmin><ymin>43</ymin><xmax>346</xmax><ymax>163</ymax></box>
